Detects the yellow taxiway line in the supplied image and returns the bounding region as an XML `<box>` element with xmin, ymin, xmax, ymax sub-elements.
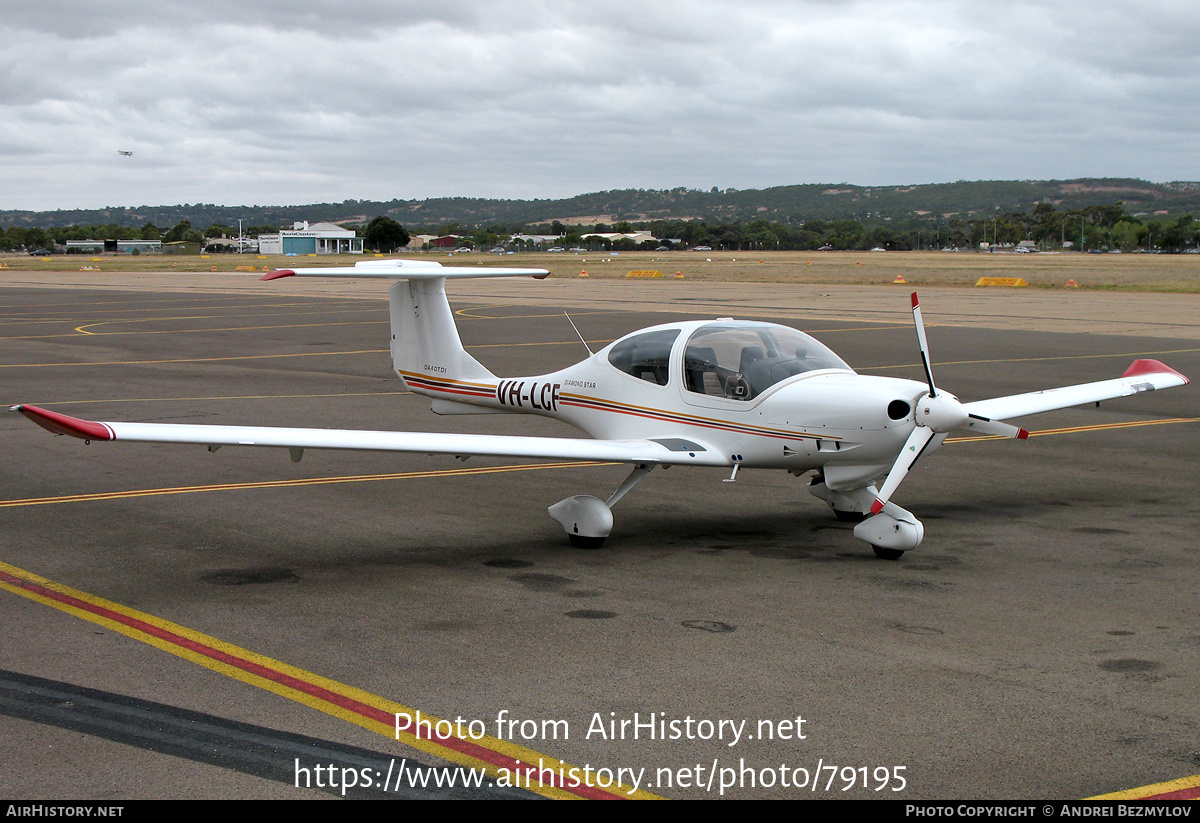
<box><xmin>0</xmin><ymin>560</ymin><xmax>659</xmax><ymax>800</ymax></box>
<box><xmin>0</xmin><ymin>461</ymin><xmax>613</xmax><ymax>509</ymax></box>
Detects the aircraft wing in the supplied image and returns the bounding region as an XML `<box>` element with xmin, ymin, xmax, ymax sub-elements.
<box><xmin>962</xmin><ymin>359</ymin><xmax>1189</xmax><ymax>422</ymax></box>
<box><xmin>9</xmin><ymin>405</ymin><xmax>727</xmax><ymax>467</ymax></box>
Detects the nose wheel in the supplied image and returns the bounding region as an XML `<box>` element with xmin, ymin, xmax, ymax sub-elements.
<box><xmin>808</xmin><ymin>474</ymin><xmax>922</xmax><ymax>558</ymax></box>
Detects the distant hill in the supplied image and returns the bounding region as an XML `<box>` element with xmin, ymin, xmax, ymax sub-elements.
<box><xmin>3</xmin><ymin>179</ymin><xmax>1198</xmax><ymax>231</ymax></box>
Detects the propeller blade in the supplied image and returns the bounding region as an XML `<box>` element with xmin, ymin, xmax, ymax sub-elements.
<box><xmin>870</xmin><ymin>426</ymin><xmax>937</xmax><ymax>514</ymax></box>
<box><xmin>961</xmin><ymin>414</ymin><xmax>1029</xmax><ymax>439</ymax></box>
<box><xmin>911</xmin><ymin>292</ymin><xmax>937</xmax><ymax>397</ymax></box>
<box><xmin>869</xmin><ymin>293</ymin><xmax>1029</xmax><ymax>517</ymax></box>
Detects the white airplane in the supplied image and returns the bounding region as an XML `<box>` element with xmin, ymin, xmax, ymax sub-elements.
<box><xmin>10</xmin><ymin>260</ymin><xmax>1190</xmax><ymax>559</ymax></box>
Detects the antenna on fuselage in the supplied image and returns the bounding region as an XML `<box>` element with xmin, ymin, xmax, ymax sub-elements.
<box><xmin>563</xmin><ymin>311</ymin><xmax>593</xmax><ymax>355</ymax></box>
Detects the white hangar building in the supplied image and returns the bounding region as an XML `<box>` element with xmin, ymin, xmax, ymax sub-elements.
<box><xmin>257</xmin><ymin>222</ymin><xmax>364</xmax><ymax>255</ymax></box>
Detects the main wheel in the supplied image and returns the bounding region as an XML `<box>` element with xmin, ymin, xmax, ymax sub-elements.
<box><xmin>872</xmin><ymin>547</ymin><xmax>905</xmax><ymax>560</ymax></box>
<box><xmin>833</xmin><ymin>508</ymin><xmax>867</xmax><ymax>523</ymax></box>
<box><xmin>568</xmin><ymin>534</ymin><xmax>607</xmax><ymax>549</ymax></box>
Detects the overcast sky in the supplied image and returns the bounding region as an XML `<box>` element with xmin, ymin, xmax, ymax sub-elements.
<box><xmin>3</xmin><ymin>0</ymin><xmax>1198</xmax><ymax>211</ymax></box>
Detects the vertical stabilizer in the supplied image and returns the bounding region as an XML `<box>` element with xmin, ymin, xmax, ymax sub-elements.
<box><xmin>260</xmin><ymin>260</ymin><xmax>547</xmax><ymax>403</ymax></box>
<box><xmin>389</xmin><ymin>277</ymin><xmax>494</xmax><ymax>390</ymax></box>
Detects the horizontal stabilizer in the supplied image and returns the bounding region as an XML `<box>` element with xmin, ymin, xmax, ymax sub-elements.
<box><xmin>263</xmin><ymin>259</ymin><xmax>548</xmax><ymax>281</ymax></box>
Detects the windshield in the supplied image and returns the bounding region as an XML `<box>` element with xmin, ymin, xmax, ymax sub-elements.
<box><xmin>683</xmin><ymin>323</ymin><xmax>851</xmax><ymax>400</ymax></box>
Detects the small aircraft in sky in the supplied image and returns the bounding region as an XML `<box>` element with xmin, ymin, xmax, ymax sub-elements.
<box><xmin>116</xmin><ymin>150</ymin><xmax>133</xmax><ymax>157</ymax></box>
<box><xmin>11</xmin><ymin>260</ymin><xmax>1190</xmax><ymax>558</ymax></box>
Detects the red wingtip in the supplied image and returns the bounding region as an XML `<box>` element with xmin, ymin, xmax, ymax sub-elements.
<box><xmin>261</xmin><ymin>269</ymin><xmax>295</xmax><ymax>281</ymax></box>
<box><xmin>533</xmin><ymin>273</ymin><xmax>549</xmax><ymax>280</ymax></box>
<box><xmin>870</xmin><ymin>499</ymin><xmax>885</xmax><ymax>515</ymax></box>
<box><xmin>11</xmin><ymin>405</ymin><xmax>114</xmax><ymax>441</ymax></box>
<box><xmin>1017</xmin><ymin>428</ymin><xmax>1029</xmax><ymax>440</ymax></box>
<box><xmin>1122</xmin><ymin>359</ymin><xmax>1189</xmax><ymax>383</ymax></box>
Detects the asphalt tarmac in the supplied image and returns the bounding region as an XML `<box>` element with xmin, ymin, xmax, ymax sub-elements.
<box><xmin>1</xmin><ymin>275</ymin><xmax>1197</xmax><ymax>800</ymax></box>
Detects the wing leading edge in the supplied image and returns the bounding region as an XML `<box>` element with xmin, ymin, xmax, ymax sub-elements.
<box><xmin>9</xmin><ymin>405</ymin><xmax>726</xmax><ymax>467</ymax></box>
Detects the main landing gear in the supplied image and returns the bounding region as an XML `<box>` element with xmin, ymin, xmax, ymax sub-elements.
<box><xmin>548</xmin><ymin>464</ymin><xmax>654</xmax><ymax>549</ymax></box>
<box><xmin>547</xmin><ymin>465</ymin><xmax>925</xmax><ymax>558</ymax></box>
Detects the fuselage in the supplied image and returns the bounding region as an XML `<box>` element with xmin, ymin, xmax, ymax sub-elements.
<box><xmin>400</xmin><ymin>319</ymin><xmax>934</xmax><ymax>479</ymax></box>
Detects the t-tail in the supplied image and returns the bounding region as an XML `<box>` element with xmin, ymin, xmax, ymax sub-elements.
<box><xmin>262</xmin><ymin>259</ymin><xmax>548</xmax><ymax>408</ymax></box>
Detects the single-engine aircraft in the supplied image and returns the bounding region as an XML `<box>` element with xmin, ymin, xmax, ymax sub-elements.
<box><xmin>11</xmin><ymin>260</ymin><xmax>1190</xmax><ymax>559</ymax></box>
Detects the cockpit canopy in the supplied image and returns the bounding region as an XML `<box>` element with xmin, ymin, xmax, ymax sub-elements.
<box><xmin>606</xmin><ymin>322</ymin><xmax>852</xmax><ymax>400</ymax></box>
<box><xmin>606</xmin><ymin>328</ymin><xmax>679</xmax><ymax>386</ymax></box>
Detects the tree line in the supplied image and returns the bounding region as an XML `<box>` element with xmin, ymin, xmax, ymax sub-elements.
<box><xmin>401</xmin><ymin>203</ymin><xmax>1200</xmax><ymax>253</ymax></box>
<box><xmin>5</xmin><ymin>203</ymin><xmax>1198</xmax><ymax>254</ymax></box>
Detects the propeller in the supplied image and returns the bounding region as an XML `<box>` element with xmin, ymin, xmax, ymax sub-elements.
<box><xmin>870</xmin><ymin>293</ymin><xmax>1028</xmax><ymax>515</ymax></box>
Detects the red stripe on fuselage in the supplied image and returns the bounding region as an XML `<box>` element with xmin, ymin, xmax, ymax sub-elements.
<box><xmin>396</xmin><ymin>374</ymin><xmax>826</xmax><ymax>443</ymax></box>
<box><xmin>560</xmin><ymin>395</ymin><xmax>824</xmax><ymax>442</ymax></box>
<box><xmin>398</xmin><ymin>371</ymin><xmax>497</xmax><ymax>399</ymax></box>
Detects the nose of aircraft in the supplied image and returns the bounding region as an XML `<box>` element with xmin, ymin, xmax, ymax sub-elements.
<box><xmin>767</xmin><ymin>372</ymin><xmax>927</xmax><ymax>433</ymax></box>
<box><xmin>914</xmin><ymin>390</ymin><xmax>969</xmax><ymax>432</ymax></box>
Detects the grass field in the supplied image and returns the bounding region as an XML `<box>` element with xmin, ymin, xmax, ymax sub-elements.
<box><xmin>5</xmin><ymin>249</ymin><xmax>1200</xmax><ymax>291</ymax></box>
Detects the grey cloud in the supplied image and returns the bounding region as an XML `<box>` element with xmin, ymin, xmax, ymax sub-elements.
<box><xmin>2</xmin><ymin>0</ymin><xmax>1198</xmax><ymax>210</ymax></box>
